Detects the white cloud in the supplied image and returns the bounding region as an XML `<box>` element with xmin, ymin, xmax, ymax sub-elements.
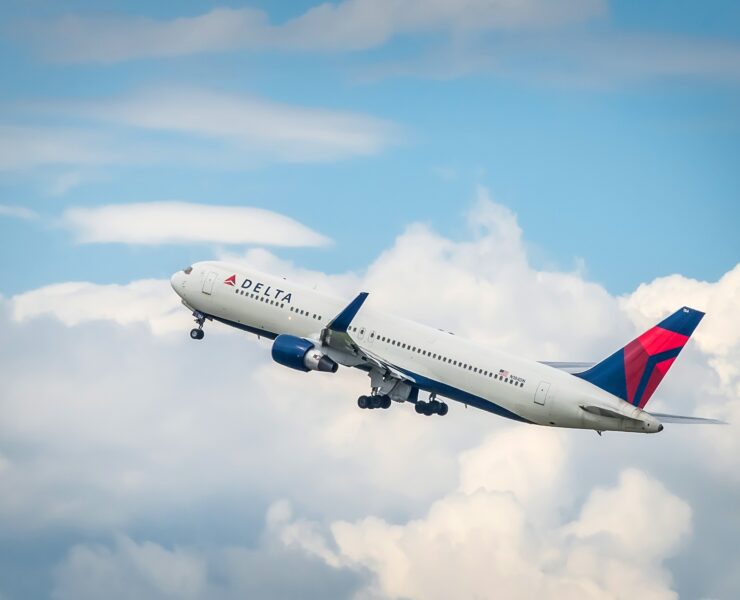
<box><xmin>51</xmin><ymin>530</ymin><xmax>362</xmax><ymax>600</ymax></box>
<box><xmin>53</xmin><ymin>536</ymin><xmax>208</xmax><ymax>600</ymax></box>
<box><xmin>277</xmin><ymin>429</ymin><xmax>691</xmax><ymax>600</ymax></box>
<box><xmin>20</xmin><ymin>4</ymin><xmax>740</xmax><ymax>85</ymax></box>
<box><xmin>47</xmin><ymin>170</ymin><xmax>91</xmax><ymax>196</ymax></box>
<box><xmin>10</xmin><ymin>279</ymin><xmax>187</xmax><ymax>335</ymax></box>
<box><xmin>61</xmin><ymin>202</ymin><xmax>331</xmax><ymax>247</ymax></box>
<box><xmin>0</xmin><ymin>204</ymin><xmax>38</xmax><ymax>220</ymax></box>
<box><xmin>3</xmin><ymin>88</ymin><xmax>399</xmax><ymax>170</ymax></box>
<box><xmin>2</xmin><ymin>190</ymin><xmax>738</xmax><ymax>598</ymax></box>
<box><xmin>0</xmin><ymin>125</ymin><xmax>118</xmax><ymax>171</ymax></box>
<box><xmin>26</xmin><ymin>1</ymin><xmax>606</xmax><ymax>63</ymax></box>
<box><xmin>75</xmin><ymin>88</ymin><xmax>399</xmax><ymax>162</ymax></box>
<box><xmin>360</xmin><ymin>32</ymin><xmax>740</xmax><ymax>85</ymax></box>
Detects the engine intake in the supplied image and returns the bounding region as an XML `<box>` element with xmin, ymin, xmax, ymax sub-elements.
<box><xmin>271</xmin><ymin>334</ymin><xmax>338</xmax><ymax>373</ymax></box>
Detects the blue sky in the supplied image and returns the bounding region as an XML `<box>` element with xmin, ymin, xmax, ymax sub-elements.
<box><xmin>1</xmin><ymin>0</ymin><xmax>738</xmax><ymax>296</ymax></box>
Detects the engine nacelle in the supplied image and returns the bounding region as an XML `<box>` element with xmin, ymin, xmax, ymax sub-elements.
<box><xmin>271</xmin><ymin>334</ymin><xmax>338</xmax><ymax>373</ymax></box>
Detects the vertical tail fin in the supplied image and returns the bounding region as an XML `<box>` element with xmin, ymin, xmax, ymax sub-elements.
<box><xmin>576</xmin><ymin>307</ymin><xmax>704</xmax><ymax>408</ymax></box>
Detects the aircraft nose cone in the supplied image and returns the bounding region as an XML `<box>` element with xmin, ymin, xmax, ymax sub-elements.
<box><xmin>170</xmin><ymin>270</ymin><xmax>186</xmax><ymax>297</ymax></box>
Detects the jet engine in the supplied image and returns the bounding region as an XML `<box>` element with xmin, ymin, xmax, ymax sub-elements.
<box><xmin>271</xmin><ymin>334</ymin><xmax>338</xmax><ymax>373</ymax></box>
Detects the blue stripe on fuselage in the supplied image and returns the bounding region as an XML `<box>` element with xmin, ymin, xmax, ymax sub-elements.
<box><xmin>210</xmin><ymin>313</ymin><xmax>531</xmax><ymax>424</ymax></box>
<box><xmin>397</xmin><ymin>367</ymin><xmax>532</xmax><ymax>424</ymax></box>
<box><xmin>208</xmin><ymin>314</ymin><xmax>278</xmax><ymax>340</ymax></box>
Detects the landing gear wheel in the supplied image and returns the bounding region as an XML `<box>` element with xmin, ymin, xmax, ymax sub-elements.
<box><xmin>190</xmin><ymin>311</ymin><xmax>206</xmax><ymax>340</ymax></box>
<box><xmin>358</xmin><ymin>395</ymin><xmax>369</xmax><ymax>409</ymax></box>
<box><xmin>414</xmin><ymin>400</ymin><xmax>448</xmax><ymax>416</ymax></box>
<box><xmin>381</xmin><ymin>395</ymin><xmax>391</xmax><ymax>409</ymax></box>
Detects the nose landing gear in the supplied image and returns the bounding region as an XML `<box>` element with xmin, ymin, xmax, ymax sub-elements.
<box><xmin>190</xmin><ymin>311</ymin><xmax>206</xmax><ymax>340</ymax></box>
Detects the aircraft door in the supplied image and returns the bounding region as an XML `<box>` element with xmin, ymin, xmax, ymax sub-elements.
<box><xmin>534</xmin><ymin>381</ymin><xmax>550</xmax><ymax>406</ymax></box>
<box><xmin>202</xmin><ymin>271</ymin><xmax>217</xmax><ymax>295</ymax></box>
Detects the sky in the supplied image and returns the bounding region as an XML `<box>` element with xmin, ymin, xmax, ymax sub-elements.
<box><xmin>0</xmin><ymin>1</ymin><xmax>739</xmax><ymax>599</ymax></box>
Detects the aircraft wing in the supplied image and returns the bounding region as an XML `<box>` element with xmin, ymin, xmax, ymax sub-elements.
<box><xmin>320</xmin><ymin>292</ymin><xmax>416</xmax><ymax>383</ymax></box>
<box><xmin>540</xmin><ymin>361</ymin><xmax>595</xmax><ymax>374</ymax></box>
<box><xmin>647</xmin><ymin>412</ymin><xmax>727</xmax><ymax>425</ymax></box>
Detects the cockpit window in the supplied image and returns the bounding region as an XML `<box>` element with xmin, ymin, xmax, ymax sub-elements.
<box><xmin>183</xmin><ymin>266</ymin><xmax>193</xmax><ymax>274</ymax></box>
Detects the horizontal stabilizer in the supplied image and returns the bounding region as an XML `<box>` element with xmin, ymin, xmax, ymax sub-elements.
<box><xmin>541</xmin><ymin>361</ymin><xmax>595</xmax><ymax>374</ymax></box>
<box><xmin>649</xmin><ymin>412</ymin><xmax>727</xmax><ymax>425</ymax></box>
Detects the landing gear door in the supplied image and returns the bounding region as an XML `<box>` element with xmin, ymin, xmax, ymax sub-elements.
<box><xmin>202</xmin><ymin>271</ymin><xmax>217</xmax><ymax>295</ymax></box>
<box><xmin>534</xmin><ymin>381</ymin><xmax>550</xmax><ymax>406</ymax></box>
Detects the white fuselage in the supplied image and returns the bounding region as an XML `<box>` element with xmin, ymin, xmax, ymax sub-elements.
<box><xmin>171</xmin><ymin>261</ymin><xmax>662</xmax><ymax>433</ymax></box>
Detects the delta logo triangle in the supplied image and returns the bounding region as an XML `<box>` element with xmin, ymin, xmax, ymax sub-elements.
<box><xmin>224</xmin><ymin>274</ymin><xmax>237</xmax><ymax>287</ymax></box>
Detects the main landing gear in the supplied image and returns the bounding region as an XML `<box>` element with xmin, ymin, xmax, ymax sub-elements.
<box><xmin>358</xmin><ymin>394</ymin><xmax>392</xmax><ymax>410</ymax></box>
<box><xmin>415</xmin><ymin>398</ymin><xmax>448</xmax><ymax>416</ymax></box>
<box><xmin>190</xmin><ymin>311</ymin><xmax>206</xmax><ymax>340</ymax></box>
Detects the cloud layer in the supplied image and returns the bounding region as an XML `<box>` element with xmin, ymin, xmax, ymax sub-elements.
<box><xmin>276</xmin><ymin>430</ymin><xmax>691</xmax><ymax>600</ymax></box>
<box><xmin>25</xmin><ymin>1</ymin><xmax>606</xmax><ymax>62</ymax></box>
<box><xmin>18</xmin><ymin>3</ymin><xmax>740</xmax><ymax>85</ymax></box>
<box><xmin>61</xmin><ymin>202</ymin><xmax>331</xmax><ymax>247</ymax></box>
<box><xmin>2</xmin><ymin>192</ymin><xmax>738</xmax><ymax>599</ymax></box>
<box><xmin>1</xmin><ymin>88</ymin><xmax>399</xmax><ymax>171</ymax></box>
<box><xmin>0</xmin><ymin>204</ymin><xmax>38</xmax><ymax>220</ymax></box>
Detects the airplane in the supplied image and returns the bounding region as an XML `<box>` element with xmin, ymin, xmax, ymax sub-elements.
<box><xmin>170</xmin><ymin>261</ymin><xmax>723</xmax><ymax>434</ymax></box>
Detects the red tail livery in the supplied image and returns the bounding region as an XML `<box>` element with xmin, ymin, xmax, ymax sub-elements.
<box><xmin>576</xmin><ymin>307</ymin><xmax>704</xmax><ymax>408</ymax></box>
